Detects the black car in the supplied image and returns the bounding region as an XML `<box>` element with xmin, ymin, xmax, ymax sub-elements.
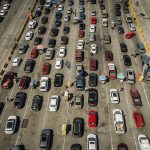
<box><xmin>116</xmin><ymin>10</ymin><xmax>121</xmax><ymax>16</ymax></box>
<box><xmin>34</xmin><ymin>37</ymin><xmax>42</xmax><ymax>45</ymax></box>
<box><xmin>115</xmin><ymin>3</ymin><xmax>121</xmax><ymax>10</ymax></box>
<box><xmin>60</xmin><ymin>36</ymin><xmax>68</xmax><ymax>45</ymax></box>
<box><xmin>50</xmin><ymin>28</ymin><xmax>59</xmax><ymax>37</ymax></box>
<box><xmin>100</xmin><ymin>4</ymin><xmax>105</xmax><ymax>10</ymax></box>
<box><xmin>123</xmin><ymin>55</ymin><xmax>132</xmax><ymax>66</ymax></box>
<box><xmin>37</xmin><ymin>5</ymin><xmax>43</xmax><ymax>11</ymax></box>
<box><xmin>40</xmin><ymin>129</ymin><xmax>53</xmax><ymax>150</ymax></box>
<box><xmin>89</xmin><ymin>73</ymin><xmax>97</xmax><ymax>87</ymax></box>
<box><xmin>41</xmin><ymin>16</ymin><xmax>48</xmax><ymax>24</ymax></box>
<box><xmin>55</xmin><ymin>19</ymin><xmax>61</xmax><ymax>27</ymax></box>
<box><xmin>31</xmin><ymin>95</ymin><xmax>43</xmax><ymax>111</ymax></box>
<box><xmin>79</xmin><ymin>0</ymin><xmax>84</xmax><ymax>5</ymax></box>
<box><xmin>91</xmin><ymin>0</ymin><xmax>96</xmax><ymax>4</ymax></box>
<box><xmin>19</xmin><ymin>44</ymin><xmax>29</xmax><ymax>54</ymax></box>
<box><xmin>5</xmin><ymin>0</ymin><xmax>12</xmax><ymax>3</ymax></box>
<box><xmin>38</xmin><ymin>26</ymin><xmax>46</xmax><ymax>34</ymax></box>
<box><xmin>54</xmin><ymin>73</ymin><xmax>63</xmax><ymax>87</ymax></box>
<box><xmin>120</xmin><ymin>42</ymin><xmax>128</xmax><ymax>52</ymax></box>
<box><xmin>68</xmin><ymin>0</ymin><xmax>74</xmax><ymax>5</ymax></box>
<box><xmin>79</xmin><ymin>23</ymin><xmax>85</xmax><ymax>30</ymax></box>
<box><xmin>44</xmin><ymin>7</ymin><xmax>50</xmax><ymax>14</ymax></box>
<box><xmin>14</xmin><ymin>92</ymin><xmax>27</xmax><ymax>109</ymax></box>
<box><xmin>63</xmin><ymin>26</ymin><xmax>70</xmax><ymax>34</ymax></box>
<box><xmin>48</xmin><ymin>38</ymin><xmax>56</xmax><ymax>48</ymax></box>
<box><xmin>88</xmin><ymin>88</ymin><xmax>98</xmax><ymax>106</ymax></box>
<box><xmin>35</xmin><ymin>10</ymin><xmax>42</xmax><ymax>17</ymax></box>
<box><xmin>73</xmin><ymin>118</ymin><xmax>84</xmax><ymax>137</ymax></box>
<box><xmin>40</xmin><ymin>0</ymin><xmax>45</xmax><ymax>5</ymax></box>
<box><xmin>24</xmin><ymin>59</ymin><xmax>35</xmax><ymax>72</ymax></box>
<box><xmin>0</xmin><ymin>102</ymin><xmax>4</xmax><ymax>114</ymax></box>
<box><xmin>71</xmin><ymin>144</ymin><xmax>82</xmax><ymax>150</ymax></box>
<box><xmin>118</xmin><ymin>26</ymin><xmax>124</xmax><ymax>34</ymax></box>
<box><xmin>0</xmin><ymin>16</ymin><xmax>4</xmax><ymax>23</ymax></box>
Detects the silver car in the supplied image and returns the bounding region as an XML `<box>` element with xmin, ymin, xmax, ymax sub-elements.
<box><xmin>89</xmin><ymin>33</ymin><xmax>96</xmax><ymax>42</ymax></box>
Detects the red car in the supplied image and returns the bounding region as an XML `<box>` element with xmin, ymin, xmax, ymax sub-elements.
<box><xmin>133</xmin><ymin>111</ymin><xmax>145</xmax><ymax>128</ymax></box>
<box><xmin>30</xmin><ymin>48</ymin><xmax>38</xmax><ymax>58</ymax></box>
<box><xmin>118</xmin><ymin>143</ymin><xmax>128</xmax><ymax>150</ymax></box>
<box><xmin>91</xmin><ymin>17</ymin><xmax>97</xmax><ymax>24</ymax></box>
<box><xmin>125</xmin><ymin>31</ymin><xmax>136</xmax><ymax>39</ymax></box>
<box><xmin>90</xmin><ymin>58</ymin><xmax>97</xmax><ymax>71</ymax></box>
<box><xmin>78</xmin><ymin>30</ymin><xmax>85</xmax><ymax>38</ymax></box>
<box><xmin>19</xmin><ymin>76</ymin><xmax>30</xmax><ymax>89</ymax></box>
<box><xmin>42</xmin><ymin>63</ymin><xmax>50</xmax><ymax>75</ymax></box>
<box><xmin>105</xmin><ymin>50</ymin><xmax>113</xmax><ymax>61</ymax></box>
<box><xmin>88</xmin><ymin>110</ymin><xmax>97</xmax><ymax>127</ymax></box>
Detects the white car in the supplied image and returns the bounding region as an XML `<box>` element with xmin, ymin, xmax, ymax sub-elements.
<box><xmin>49</xmin><ymin>95</ymin><xmax>59</xmax><ymax>111</ymax></box>
<box><xmin>55</xmin><ymin>58</ymin><xmax>63</xmax><ymax>69</ymax></box>
<box><xmin>110</xmin><ymin>89</ymin><xmax>119</xmax><ymax>104</ymax></box>
<box><xmin>67</xmin><ymin>7</ymin><xmax>72</xmax><ymax>14</ymax></box>
<box><xmin>90</xmin><ymin>44</ymin><xmax>97</xmax><ymax>54</ymax></box>
<box><xmin>58</xmin><ymin>5</ymin><xmax>64</xmax><ymax>11</ymax></box>
<box><xmin>3</xmin><ymin>4</ymin><xmax>10</xmax><ymax>10</ymax></box>
<box><xmin>76</xmin><ymin>64</ymin><xmax>83</xmax><ymax>76</ymax></box>
<box><xmin>28</xmin><ymin>20</ymin><xmax>37</xmax><ymax>29</ymax></box>
<box><xmin>64</xmin><ymin>14</ymin><xmax>70</xmax><ymax>22</ymax></box>
<box><xmin>129</xmin><ymin>24</ymin><xmax>136</xmax><ymax>31</ymax></box>
<box><xmin>90</xmin><ymin>25</ymin><xmax>96</xmax><ymax>33</ymax></box>
<box><xmin>25</xmin><ymin>31</ymin><xmax>34</xmax><ymax>41</ymax></box>
<box><xmin>87</xmin><ymin>134</ymin><xmax>97</xmax><ymax>150</ymax></box>
<box><xmin>59</xmin><ymin>47</ymin><xmax>66</xmax><ymax>57</ymax></box>
<box><xmin>0</xmin><ymin>10</ymin><xmax>7</xmax><ymax>16</ymax></box>
<box><xmin>91</xmin><ymin>9</ymin><xmax>96</xmax><ymax>16</ymax></box>
<box><xmin>39</xmin><ymin>77</ymin><xmax>49</xmax><ymax>92</ymax></box>
<box><xmin>77</xmin><ymin>40</ymin><xmax>84</xmax><ymax>50</ymax></box>
<box><xmin>45</xmin><ymin>0</ymin><xmax>51</xmax><ymax>7</ymax></box>
<box><xmin>12</xmin><ymin>57</ymin><xmax>21</xmax><ymax>67</ymax></box>
<box><xmin>5</xmin><ymin>116</ymin><xmax>17</xmax><ymax>134</ymax></box>
<box><xmin>138</xmin><ymin>134</ymin><xmax>150</xmax><ymax>150</ymax></box>
<box><xmin>79</xmin><ymin>7</ymin><xmax>84</xmax><ymax>12</ymax></box>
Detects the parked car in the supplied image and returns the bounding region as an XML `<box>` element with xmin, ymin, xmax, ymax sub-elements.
<box><xmin>138</xmin><ymin>134</ymin><xmax>150</xmax><ymax>150</ymax></box>
<box><xmin>126</xmin><ymin>69</ymin><xmax>135</xmax><ymax>84</ymax></box>
<box><xmin>59</xmin><ymin>47</ymin><xmax>66</xmax><ymax>57</ymax></box>
<box><xmin>24</xmin><ymin>59</ymin><xmax>35</xmax><ymax>73</ymax></box>
<box><xmin>25</xmin><ymin>31</ymin><xmax>34</xmax><ymax>41</ymax></box>
<box><xmin>12</xmin><ymin>57</ymin><xmax>21</xmax><ymax>66</ymax></box>
<box><xmin>87</xmin><ymin>134</ymin><xmax>97</xmax><ymax>150</ymax></box>
<box><xmin>39</xmin><ymin>77</ymin><xmax>49</xmax><ymax>91</ymax></box>
<box><xmin>28</xmin><ymin>20</ymin><xmax>37</xmax><ymax>29</ymax></box>
<box><xmin>55</xmin><ymin>19</ymin><xmax>61</xmax><ymax>27</ymax></box>
<box><xmin>118</xmin><ymin>26</ymin><xmax>124</xmax><ymax>34</ymax></box>
<box><xmin>42</xmin><ymin>63</ymin><xmax>50</xmax><ymax>75</ymax></box>
<box><xmin>88</xmin><ymin>110</ymin><xmax>97</xmax><ymax>127</ymax></box>
<box><xmin>54</xmin><ymin>73</ymin><xmax>63</xmax><ymax>87</ymax></box>
<box><xmin>129</xmin><ymin>23</ymin><xmax>136</xmax><ymax>31</ymax></box>
<box><xmin>90</xmin><ymin>44</ymin><xmax>97</xmax><ymax>54</ymax></box>
<box><xmin>123</xmin><ymin>55</ymin><xmax>132</xmax><ymax>66</ymax></box>
<box><xmin>5</xmin><ymin>116</ymin><xmax>17</xmax><ymax>134</ymax></box>
<box><xmin>133</xmin><ymin>111</ymin><xmax>145</xmax><ymax>128</ymax></box>
<box><xmin>120</xmin><ymin>42</ymin><xmax>128</xmax><ymax>52</ymax></box>
<box><xmin>110</xmin><ymin>89</ymin><xmax>119</xmax><ymax>104</ymax></box>
<box><xmin>38</xmin><ymin>26</ymin><xmax>46</xmax><ymax>34</ymax></box>
<box><xmin>105</xmin><ymin>50</ymin><xmax>113</xmax><ymax>61</ymax></box>
<box><xmin>50</xmin><ymin>27</ymin><xmax>59</xmax><ymax>37</ymax></box>
<box><xmin>64</xmin><ymin>14</ymin><xmax>70</xmax><ymax>22</ymax></box>
<box><xmin>71</xmin><ymin>144</ymin><xmax>82</xmax><ymax>150</ymax></box>
<box><xmin>14</xmin><ymin>92</ymin><xmax>26</xmax><ymax>109</ymax></box>
<box><xmin>30</xmin><ymin>48</ymin><xmax>38</xmax><ymax>58</ymax></box>
<box><xmin>48</xmin><ymin>38</ymin><xmax>56</xmax><ymax>48</ymax></box>
<box><xmin>78</xmin><ymin>30</ymin><xmax>85</xmax><ymax>38</ymax></box>
<box><xmin>89</xmin><ymin>58</ymin><xmax>97</xmax><ymax>71</ymax></box>
<box><xmin>72</xmin><ymin>118</ymin><xmax>84</xmax><ymax>137</ymax></box>
<box><xmin>55</xmin><ymin>58</ymin><xmax>63</xmax><ymax>69</ymax></box>
<box><xmin>41</xmin><ymin>16</ymin><xmax>48</xmax><ymax>24</ymax></box>
<box><xmin>76</xmin><ymin>64</ymin><xmax>84</xmax><ymax>76</ymax></box>
<box><xmin>89</xmin><ymin>73</ymin><xmax>97</xmax><ymax>87</ymax></box>
<box><xmin>40</xmin><ymin>129</ymin><xmax>53</xmax><ymax>150</ymax></box>
<box><xmin>31</xmin><ymin>95</ymin><xmax>43</xmax><ymax>111</ymax></box>
<box><xmin>79</xmin><ymin>22</ymin><xmax>85</xmax><ymax>30</ymax></box>
<box><xmin>60</xmin><ymin>36</ymin><xmax>68</xmax><ymax>45</ymax></box>
<box><xmin>88</xmin><ymin>88</ymin><xmax>98</xmax><ymax>106</ymax></box>
<box><xmin>49</xmin><ymin>95</ymin><xmax>59</xmax><ymax>111</ymax></box>
<box><xmin>125</xmin><ymin>31</ymin><xmax>136</xmax><ymax>39</ymax></box>
<box><xmin>44</xmin><ymin>7</ymin><xmax>50</xmax><ymax>14</ymax></box>
<box><xmin>77</xmin><ymin>40</ymin><xmax>84</xmax><ymax>50</ymax></box>
<box><xmin>130</xmin><ymin>88</ymin><xmax>142</xmax><ymax>107</ymax></box>
<box><xmin>91</xmin><ymin>9</ymin><xmax>96</xmax><ymax>16</ymax></box>
<box><xmin>19</xmin><ymin>76</ymin><xmax>30</xmax><ymax>89</ymax></box>
<box><xmin>34</xmin><ymin>37</ymin><xmax>42</xmax><ymax>45</ymax></box>
<box><xmin>63</xmin><ymin>26</ymin><xmax>70</xmax><ymax>34</ymax></box>
<box><xmin>118</xmin><ymin>143</ymin><xmax>128</xmax><ymax>150</ymax></box>
<box><xmin>74</xmin><ymin>94</ymin><xmax>83</xmax><ymax>109</ymax></box>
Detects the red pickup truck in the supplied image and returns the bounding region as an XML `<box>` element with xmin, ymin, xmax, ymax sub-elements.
<box><xmin>1</xmin><ymin>72</ymin><xmax>16</xmax><ymax>89</ymax></box>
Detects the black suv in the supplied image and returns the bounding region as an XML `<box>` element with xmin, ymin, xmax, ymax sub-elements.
<box><xmin>34</xmin><ymin>37</ymin><xmax>43</xmax><ymax>45</ymax></box>
<box><xmin>79</xmin><ymin>23</ymin><xmax>85</xmax><ymax>30</ymax></box>
<box><xmin>48</xmin><ymin>38</ymin><xmax>56</xmax><ymax>48</ymax></box>
<box><xmin>44</xmin><ymin>7</ymin><xmax>50</xmax><ymax>14</ymax></box>
<box><xmin>63</xmin><ymin>26</ymin><xmax>70</xmax><ymax>34</ymax></box>
<box><xmin>89</xmin><ymin>73</ymin><xmax>97</xmax><ymax>87</ymax></box>
<box><xmin>0</xmin><ymin>102</ymin><xmax>4</xmax><ymax>114</ymax></box>
<box><xmin>19</xmin><ymin>44</ymin><xmax>29</xmax><ymax>54</ymax></box>
<box><xmin>123</xmin><ymin>55</ymin><xmax>132</xmax><ymax>66</ymax></box>
<box><xmin>71</xmin><ymin>144</ymin><xmax>82</xmax><ymax>150</ymax></box>
<box><xmin>54</xmin><ymin>73</ymin><xmax>63</xmax><ymax>87</ymax></box>
<box><xmin>55</xmin><ymin>19</ymin><xmax>61</xmax><ymax>27</ymax></box>
<box><xmin>40</xmin><ymin>0</ymin><xmax>45</xmax><ymax>5</ymax></box>
<box><xmin>41</xmin><ymin>16</ymin><xmax>48</xmax><ymax>24</ymax></box>
<box><xmin>35</xmin><ymin>10</ymin><xmax>42</xmax><ymax>17</ymax></box>
<box><xmin>14</xmin><ymin>92</ymin><xmax>27</xmax><ymax>109</ymax></box>
<box><xmin>50</xmin><ymin>28</ymin><xmax>59</xmax><ymax>37</ymax></box>
<box><xmin>88</xmin><ymin>88</ymin><xmax>98</xmax><ymax>106</ymax></box>
<box><xmin>73</xmin><ymin>118</ymin><xmax>84</xmax><ymax>137</ymax></box>
<box><xmin>38</xmin><ymin>26</ymin><xmax>46</xmax><ymax>34</ymax></box>
<box><xmin>120</xmin><ymin>42</ymin><xmax>128</xmax><ymax>52</ymax></box>
<box><xmin>60</xmin><ymin>36</ymin><xmax>68</xmax><ymax>45</ymax></box>
<box><xmin>40</xmin><ymin>129</ymin><xmax>53</xmax><ymax>150</ymax></box>
<box><xmin>31</xmin><ymin>95</ymin><xmax>43</xmax><ymax>111</ymax></box>
<box><xmin>24</xmin><ymin>59</ymin><xmax>35</xmax><ymax>73</ymax></box>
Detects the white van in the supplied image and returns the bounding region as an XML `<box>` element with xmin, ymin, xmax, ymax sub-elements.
<box><xmin>102</xmin><ymin>18</ymin><xmax>108</xmax><ymax>27</ymax></box>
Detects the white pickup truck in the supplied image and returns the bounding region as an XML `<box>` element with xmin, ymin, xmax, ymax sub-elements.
<box><xmin>113</xmin><ymin>109</ymin><xmax>125</xmax><ymax>134</ymax></box>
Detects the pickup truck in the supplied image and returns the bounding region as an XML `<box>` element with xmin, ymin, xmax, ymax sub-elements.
<box><xmin>108</xmin><ymin>63</ymin><xmax>117</xmax><ymax>79</ymax></box>
<box><xmin>1</xmin><ymin>71</ymin><xmax>16</xmax><ymax>89</ymax></box>
<box><xmin>113</xmin><ymin>109</ymin><xmax>125</xmax><ymax>134</ymax></box>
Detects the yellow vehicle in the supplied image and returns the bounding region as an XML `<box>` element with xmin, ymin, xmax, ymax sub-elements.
<box><xmin>62</xmin><ymin>124</ymin><xmax>67</xmax><ymax>135</ymax></box>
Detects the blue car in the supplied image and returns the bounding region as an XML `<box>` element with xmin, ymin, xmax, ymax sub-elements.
<box><xmin>55</xmin><ymin>11</ymin><xmax>62</xmax><ymax>20</ymax></box>
<box><xmin>79</xmin><ymin>12</ymin><xmax>85</xmax><ymax>20</ymax></box>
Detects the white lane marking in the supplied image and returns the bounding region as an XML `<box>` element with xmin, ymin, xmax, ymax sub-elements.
<box><xmin>107</xmin><ymin>0</ymin><xmax>138</xmax><ymax>149</ymax></box>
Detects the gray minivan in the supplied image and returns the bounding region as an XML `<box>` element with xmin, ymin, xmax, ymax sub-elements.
<box><xmin>137</xmin><ymin>42</ymin><xmax>145</xmax><ymax>53</ymax></box>
<box><xmin>45</xmin><ymin>48</ymin><xmax>54</xmax><ymax>60</ymax></box>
